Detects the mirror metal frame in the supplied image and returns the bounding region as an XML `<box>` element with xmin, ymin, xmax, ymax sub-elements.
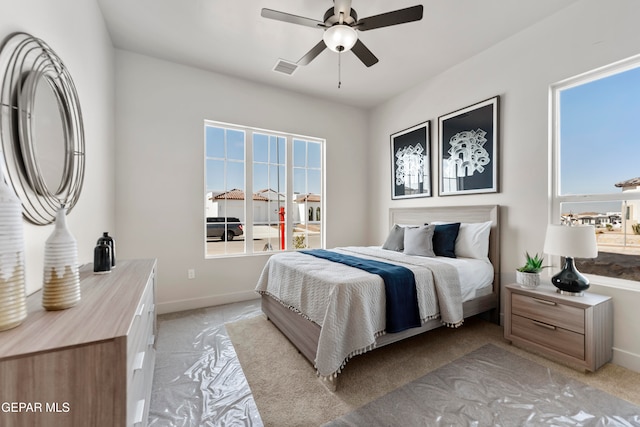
<box><xmin>0</xmin><ymin>33</ymin><xmax>85</xmax><ymax>225</ymax></box>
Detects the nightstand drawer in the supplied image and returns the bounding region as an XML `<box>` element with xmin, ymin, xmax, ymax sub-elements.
<box><xmin>512</xmin><ymin>293</ymin><xmax>584</xmax><ymax>334</ymax></box>
<box><xmin>511</xmin><ymin>314</ymin><xmax>584</xmax><ymax>359</ymax></box>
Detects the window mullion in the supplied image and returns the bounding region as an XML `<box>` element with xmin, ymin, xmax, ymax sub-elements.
<box><xmin>285</xmin><ymin>136</ymin><xmax>293</xmax><ymax>250</ymax></box>
<box><xmin>245</xmin><ymin>130</ymin><xmax>254</xmax><ymax>254</ymax></box>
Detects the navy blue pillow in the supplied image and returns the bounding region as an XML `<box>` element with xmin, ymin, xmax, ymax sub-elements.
<box><xmin>429</xmin><ymin>223</ymin><xmax>461</xmax><ymax>258</ymax></box>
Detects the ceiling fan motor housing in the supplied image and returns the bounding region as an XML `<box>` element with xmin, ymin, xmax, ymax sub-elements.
<box><xmin>323</xmin><ymin>7</ymin><xmax>357</xmax><ymax>26</ymax></box>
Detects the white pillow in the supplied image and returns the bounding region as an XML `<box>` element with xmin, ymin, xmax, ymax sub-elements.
<box><xmin>433</xmin><ymin>220</ymin><xmax>492</xmax><ymax>260</ymax></box>
<box><xmin>403</xmin><ymin>225</ymin><xmax>435</xmax><ymax>257</ymax></box>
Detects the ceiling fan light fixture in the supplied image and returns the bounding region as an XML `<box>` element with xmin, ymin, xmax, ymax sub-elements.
<box><xmin>323</xmin><ymin>25</ymin><xmax>357</xmax><ymax>52</ymax></box>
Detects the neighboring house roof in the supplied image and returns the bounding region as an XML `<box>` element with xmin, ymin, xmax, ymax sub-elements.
<box><xmin>256</xmin><ymin>188</ymin><xmax>286</xmax><ymax>200</ymax></box>
<box><xmin>576</xmin><ymin>212</ymin><xmax>603</xmax><ymax>217</ymax></box>
<box><xmin>211</xmin><ymin>189</ymin><xmax>269</xmax><ymax>201</ymax></box>
<box><xmin>615</xmin><ymin>177</ymin><xmax>640</xmax><ymax>188</ymax></box>
<box><xmin>294</xmin><ymin>193</ymin><xmax>321</xmax><ymax>203</ymax></box>
<box><xmin>256</xmin><ymin>188</ymin><xmax>283</xmax><ymax>195</ymax></box>
<box><xmin>211</xmin><ymin>189</ymin><xmax>321</xmax><ymax>202</ymax></box>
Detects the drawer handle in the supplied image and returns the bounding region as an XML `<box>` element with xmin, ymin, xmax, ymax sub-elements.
<box><xmin>133</xmin><ymin>351</ymin><xmax>145</xmax><ymax>371</ymax></box>
<box><xmin>531</xmin><ymin>320</ymin><xmax>557</xmax><ymax>330</ymax></box>
<box><xmin>134</xmin><ymin>399</ymin><xmax>145</xmax><ymax>425</ymax></box>
<box><xmin>135</xmin><ymin>303</ymin><xmax>145</xmax><ymax>317</ymax></box>
<box><xmin>532</xmin><ymin>298</ymin><xmax>557</xmax><ymax>306</ymax></box>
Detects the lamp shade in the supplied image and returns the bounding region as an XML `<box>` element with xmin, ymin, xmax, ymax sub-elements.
<box><xmin>323</xmin><ymin>25</ymin><xmax>358</xmax><ymax>52</ymax></box>
<box><xmin>543</xmin><ymin>224</ymin><xmax>598</xmax><ymax>259</ymax></box>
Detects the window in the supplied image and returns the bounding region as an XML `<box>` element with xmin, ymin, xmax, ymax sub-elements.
<box><xmin>550</xmin><ymin>56</ymin><xmax>640</xmax><ymax>282</ymax></box>
<box><xmin>292</xmin><ymin>138</ymin><xmax>322</xmax><ymax>249</ymax></box>
<box><xmin>205</xmin><ymin>121</ymin><xmax>324</xmax><ymax>257</ymax></box>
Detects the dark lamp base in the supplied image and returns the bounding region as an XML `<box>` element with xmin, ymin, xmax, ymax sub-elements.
<box><xmin>551</xmin><ymin>257</ymin><xmax>589</xmax><ymax>297</ymax></box>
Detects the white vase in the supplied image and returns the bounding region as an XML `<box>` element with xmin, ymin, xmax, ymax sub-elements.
<box><xmin>516</xmin><ymin>270</ymin><xmax>540</xmax><ymax>289</ymax></box>
<box><xmin>0</xmin><ymin>179</ymin><xmax>27</xmax><ymax>331</ymax></box>
<box><xmin>42</xmin><ymin>207</ymin><xmax>80</xmax><ymax>310</ymax></box>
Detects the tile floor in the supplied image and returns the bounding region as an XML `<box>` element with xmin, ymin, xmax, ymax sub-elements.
<box><xmin>148</xmin><ymin>299</ymin><xmax>264</xmax><ymax>426</ymax></box>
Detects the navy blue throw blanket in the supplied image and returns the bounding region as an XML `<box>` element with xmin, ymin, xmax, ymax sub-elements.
<box><xmin>300</xmin><ymin>249</ymin><xmax>421</xmax><ymax>333</ymax></box>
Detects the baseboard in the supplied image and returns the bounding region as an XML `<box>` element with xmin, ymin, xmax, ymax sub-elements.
<box><xmin>156</xmin><ymin>290</ymin><xmax>259</xmax><ymax>315</ymax></box>
<box><xmin>612</xmin><ymin>347</ymin><xmax>640</xmax><ymax>373</ymax></box>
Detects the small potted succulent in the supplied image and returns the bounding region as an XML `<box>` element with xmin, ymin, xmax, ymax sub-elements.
<box><xmin>516</xmin><ymin>252</ymin><xmax>547</xmax><ymax>288</ymax></box>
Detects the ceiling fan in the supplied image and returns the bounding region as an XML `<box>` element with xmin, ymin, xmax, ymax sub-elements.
<box><xmin>261</xmin><ymin>0</ymin><xmax>424</xmax><ymax>68</ymax></box>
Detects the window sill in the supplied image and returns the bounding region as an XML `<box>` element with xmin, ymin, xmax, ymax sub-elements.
<box><xmin>584</xmin><ymin>273</ymin><xmax>640</xmax><ymax>292</ymax></box>
<box><xmin>543</xmin><ymin>269</ymin><xmax>639</xmax><ymax>293</ymax></box>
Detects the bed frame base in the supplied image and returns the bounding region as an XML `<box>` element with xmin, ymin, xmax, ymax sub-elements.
<box><xmin>261</xmin><ymin>294</ymin><xmax>320</xmax><ymax>364</ymax></box>
<box><xmin>262</xmin><ymin>291</ymin><xmax>496</xmax><ymax>364</ymax></box>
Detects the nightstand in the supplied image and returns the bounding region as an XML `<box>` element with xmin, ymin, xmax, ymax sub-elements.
<box><xmin>504</xmin><ymin>283</ymin><xmax>613</xmax><ymax>371</ymax></box>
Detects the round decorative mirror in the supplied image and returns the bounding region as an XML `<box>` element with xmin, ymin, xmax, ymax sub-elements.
<box><xmin>21</xmin><ymin>72</ymin><xmax>69</xmax><ymax>197</ymax></box>
<box><xmin>0</xmin><ymin>33</ymin><xmax>85</xmax><ymax>225</ymax></box>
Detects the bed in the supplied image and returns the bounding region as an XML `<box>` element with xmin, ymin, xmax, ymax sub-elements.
<box><xmin>256</xmin><ymin>205</ymin><xmax>500</xmax><ymax>389</ymax></box>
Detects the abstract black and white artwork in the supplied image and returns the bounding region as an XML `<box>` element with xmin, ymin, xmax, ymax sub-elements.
<box><xmin>391</xmin><ymin>121</ymin><xmax>431</xmax><ymax>199</ymax></box>
<box><xmin>438</xmin><ymin>96</ymin><xmax>499</xmax><ymax>196</ymax></box>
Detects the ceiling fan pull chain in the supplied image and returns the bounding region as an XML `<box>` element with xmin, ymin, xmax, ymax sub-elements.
<box><xmin>338</xmin><ymin>50</ymin><xmax>342</xmax><ymax>89</ymax></box>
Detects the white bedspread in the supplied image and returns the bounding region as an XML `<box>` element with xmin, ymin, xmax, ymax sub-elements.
<box><xmin>255</xmin><ymin>246</ymin><xmax>465</xmax><ymax>378</ymax></box>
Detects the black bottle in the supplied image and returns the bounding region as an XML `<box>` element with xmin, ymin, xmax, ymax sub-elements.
<box><xmin>97</xmin><ymin>232</ymin><xmax>116</xmax><ymax>268</ymax></box>
<box><xmin>94</xmin><ymin>241</ymin><xmax>111</xmax><ymax>274</ymax></box>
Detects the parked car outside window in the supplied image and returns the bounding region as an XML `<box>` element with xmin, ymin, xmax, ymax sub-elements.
<box><xmin>206</xmin><ymin>217</ymin><xmax>243</xmax><ymax>241</ymax></box>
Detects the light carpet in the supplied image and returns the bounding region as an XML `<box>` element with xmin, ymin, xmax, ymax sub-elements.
<box><xmin>226</xmin><ymin>314</ymin><xmax>640</xmax><ymax>427</ymax></box>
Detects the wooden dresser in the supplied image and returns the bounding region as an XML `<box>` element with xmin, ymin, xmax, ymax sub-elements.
<box><xmin>504</xmin><ymin>283</ymin><xmax>612</xmax><ymax>371</ymax></box>
<box><xmin>0</xmin><ymin>259</ymin><xmax>157</xmax><ymax>427</ymax></box>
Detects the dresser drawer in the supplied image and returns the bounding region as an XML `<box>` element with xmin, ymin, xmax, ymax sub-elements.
<box><xmin>511</xmin><ymin>293</ymin><xmax>584</xmax><ymax>334</ymax></box>
<box><xmin>127</xmin><ymin>273</ymin><xmax>156</xmax><ymax>427</ymax></box>
<box><xmin>128</xmin><ymin>279</ymin><xmax>155</xmax><ymax>369</ymax></box>
<box><xmin>511</xmin><ymin>314</ymin><xmax>584</xmax><ymax>359</ymax></box>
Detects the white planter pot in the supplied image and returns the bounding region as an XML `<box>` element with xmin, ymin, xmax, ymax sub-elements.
<box><xmin>516</xmin><ymin>271</ymin><xmax>540</xmax><ymax>289</ymax></box>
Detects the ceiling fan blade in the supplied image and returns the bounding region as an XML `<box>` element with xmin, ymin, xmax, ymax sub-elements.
<box><xmin>333</xmin><ymin>0</ymin><xmax>352</xmax><ymax>20</ymax></box>
<box><xmin>351</xmin><ymin>39</ymin><xmax>378</xmax><ymax>67</ymax></box>
<box><xmin>297</xmin><ymin>40</ymin><xmax>327</xmax><ymax>66</ymax></box>
<box><xmin>356</xmin><ymin>5</ymin><xmax>424</xmax><ymax>31</ymax></box>
<box><xmin>261</xmin><ymin>8</ymin><xmax>326</xmax><ymax>29</ymax></box>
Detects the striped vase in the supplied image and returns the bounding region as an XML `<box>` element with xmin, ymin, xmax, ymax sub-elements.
<box><xmin>0</xmin><ymin>180</ymin><xmax>27</xmax><ymax>331</ymax></box>
<box><xmin>42</xmin><ymin>207</ymin><xmax>80</xmax><ymax>310</ymax></box>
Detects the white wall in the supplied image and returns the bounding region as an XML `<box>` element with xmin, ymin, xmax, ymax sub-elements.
<box><xmin>368</xmin><ymin>0</ymin><xmax>640</xmax><ymax>371</ymax></box>
<box><xmin>0</xmin><ymin>0</ymin><xmax>116</xmax><ymax>294</ymax></box>
<box><xmin>114</xmin><ymin>50</ymin><xmax>369</xmax><ymax>313</ymax></box>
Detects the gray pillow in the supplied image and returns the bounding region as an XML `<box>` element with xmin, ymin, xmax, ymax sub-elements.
<box><xmin>403</xmin><ymin>224</ymin><xmax>436</xmax><ymax>257</ymax></box>
<box><xmin>382</xmin><ymin>224</ymin><xmax>405</xmax><ymax>252</ymax></box>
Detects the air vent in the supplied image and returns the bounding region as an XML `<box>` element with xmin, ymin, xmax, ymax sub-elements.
<box><xmin>273</xmin><ymin>59</ymin><xmax>298</xmax><ymax>76</ymax></box>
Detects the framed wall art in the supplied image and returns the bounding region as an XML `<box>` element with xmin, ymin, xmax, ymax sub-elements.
<box><xmin>438</xmin><ymin>96</ymin><xmax>499</xmax><ymax>196</ymax></box>
<box><xmin>391</xmin><ymin>121</ymin><xmax>431</xmax><ymax>199</ymax></box>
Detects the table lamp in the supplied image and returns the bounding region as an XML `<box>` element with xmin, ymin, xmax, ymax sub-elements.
<box><xmin>543</xmin><ymin>224</ymin><xmax>598</xmax><ymax>296</ymax></box>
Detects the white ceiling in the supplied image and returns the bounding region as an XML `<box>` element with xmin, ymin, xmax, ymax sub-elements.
<box><xmin>97</xmin><ymin>0</ymin><xmax>578</xmax><ymax>109</ymax></box>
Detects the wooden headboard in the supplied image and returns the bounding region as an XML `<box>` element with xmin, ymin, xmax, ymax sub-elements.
<box><xmin>389</xmin><ymin>205</ymin><xmax>500</xmax><ymax>301</ymax></box>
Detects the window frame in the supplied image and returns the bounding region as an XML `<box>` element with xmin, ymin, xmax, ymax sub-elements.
<box><xmin>204</xmin><ymin>120</ymin><xmax>325</xmax><ymax>258</ymax></box>
<box><xmin>549</xmin><ymin>54</ymin><xmax>640</xmax><ymax>286</ymax></box>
